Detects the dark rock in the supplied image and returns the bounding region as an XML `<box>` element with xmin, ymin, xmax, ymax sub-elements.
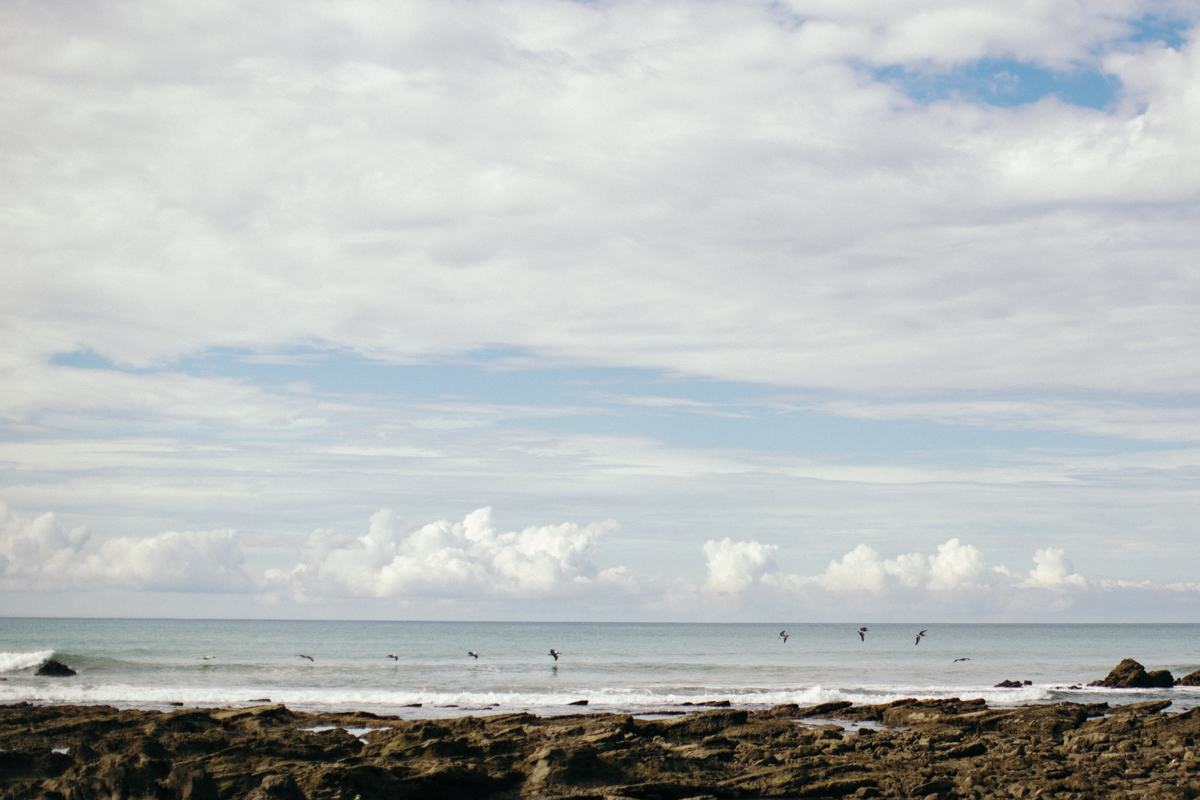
<box><xmin>248</xmin><ymin>773</ymin><xmax>306</xmax><ymax>800</ymax></box>
<box><xmin>1111</xmin><ymin>699</ymin><xmax>1172</xmax><ymax>715</ymax></box>
<box><xmin>567</xmin><ymin>699</ymin><xmax>589</xmax><ymax>706</ymax></box>
<box><xmin>799</xmin><ymin>701</ymin><xmax>854</xmax><ymax>717</ymax></box>
<box><xmin>762</xmin><ymin>703</ymin><xmax>801</xmax><ymax>718</ymax></box>
<box><xmin>35</xmin><ymin>660</ymin><xmax>76</xmax><ymax>677</ymax></box>
<box><xmin>994</xmin><ymin>680</ymin><xmax>1023</xmax><ymax>688</ymax></box>
<box><xmin>1088</xmin><ymin>658</ymin><xmax>1174</xmax><ymax>688</ymax></box>
<box><xmin>7</xmin><ymin>700</ymin><xmax>1200</xmax><ymax>800</ymax></box>
<box><xmin>1176</xmin><ymin>669</ymin><xmax>1200</xmax><ymax>686</ymax></box>
<box><xmin>166</xmin><ymin>765</ymin><xmax>221</xmax><ymax>800</ymax></box>
<box><xmin>1147</xmin><ymin>669</ymin><xmax>1175</xmax><ymax>686</ymax></box>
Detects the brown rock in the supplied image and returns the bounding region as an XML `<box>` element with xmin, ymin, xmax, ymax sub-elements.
<box><xmin>1177</xmin><ymin>669</ymin><xmax>1200</xmax><ymax>686</ymax></box>
<box><xmin>1088</xmin><ymin>658</ymin><xmax>1174</xmax><ymax>688</ymax></box>
<box><xmin>7</xmin><ymin>700</ymin><xmax>1200</xmax><ymax>800</ymax></box>
<box><xmin>798</xmin><ymin>701</ymin><xmax>854</xmax><ymax>717</ymax></box>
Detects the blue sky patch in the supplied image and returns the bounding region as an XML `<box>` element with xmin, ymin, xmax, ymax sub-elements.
<box><xmin>46</xmin><ymin>347</ymin><xmax>1176</xmax><ymax>461</ymax></box>
<box><xmin>876</xmin><ymin>59</ymin><xmax>1117</xmax><ymax>109</ymax></box>
<box><xmin>1128</xmin><ymin>14</ymin><xmax>1190</xmax><ymax>48</ymax></box>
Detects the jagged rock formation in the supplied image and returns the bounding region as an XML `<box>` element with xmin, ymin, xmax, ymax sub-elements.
<box><xmin>1177</xmin><ymin>670</ymin><xmax>1200</xmax><ymax>687</ymax></box>
<box><xmin>33</xmin><ymin>660</ymin><xmax>76</xmax><ymax>677</ymax></box>
<box><xmin>3</xmin><ymin>698</ymin><xmax>1200</xmax><ymax>799</ymax></box>
<box><xmin>1088</xmin><ymin>658</ymin><xmax>1174</xmax><ymax>688</ymax></box>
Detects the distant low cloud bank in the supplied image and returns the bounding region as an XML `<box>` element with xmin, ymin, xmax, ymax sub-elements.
<box><xmin>0</xmin><ymin>503</ymin><xmax>249</xmax><ymax>592</ymax></box>
<box><xmin>3</xmin><ymin>502</ymin><xmax>1197</xmax><ymax>620</ymax></box>
<box><xmin>264</xmin><ymin>507</ymin><xmax>625</xmax><ymax>600</ymax></box>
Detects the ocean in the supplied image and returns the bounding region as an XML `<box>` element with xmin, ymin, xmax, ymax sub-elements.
<box><xmin>2</xmin><ymin>619</ymin><xmax>1197</xmax><ymax>718</ymax></box>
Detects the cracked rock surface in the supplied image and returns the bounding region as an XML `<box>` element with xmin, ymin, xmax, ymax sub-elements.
<box><xmin>3</xmin><ymin>698</ymin><xmax>1200</xmax><ymax>799</ymax></box>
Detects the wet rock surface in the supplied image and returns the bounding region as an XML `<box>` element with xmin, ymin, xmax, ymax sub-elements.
<box><xmin>4</xmin><ymin>698</ymin><xmax>1200</xmax><ymax>800</ymax></box>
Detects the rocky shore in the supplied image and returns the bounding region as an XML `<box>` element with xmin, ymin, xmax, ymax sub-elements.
<box><xmin>3</xmin><ymin>694</ymin><xmax>1200</xmax><ymax>800</ymax></box>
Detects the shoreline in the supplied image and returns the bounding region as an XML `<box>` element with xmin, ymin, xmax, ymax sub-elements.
<box><xmin>4</xmin><ymin>697</ymin><xmax>1199</xmax><ymax>799</ymax></box>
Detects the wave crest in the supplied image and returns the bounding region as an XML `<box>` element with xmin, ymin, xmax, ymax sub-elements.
<box><xmin>0</xmin><ymin>650</ymin><xmax>55</xmax><ymax>673</ymax></box>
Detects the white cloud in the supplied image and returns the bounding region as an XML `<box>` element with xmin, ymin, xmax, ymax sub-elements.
<box><xmin>2</xmin><ymin>0</ymin><xmax>1200</xmax><ymax>618</ymax></box>
<box><xmin>726</xmin><ymin>535</ymin><xmax>1097</xmax><ymax>616</ymax></box>
<box><xmin>0</xmin><ymin>502</ymin><xmax>250</xmax><ymax>592</ymax></box>
<box><xmin>84</xmin><ymin>529</ymin><xmax>249</xmax><ymax>593</ymax></box>
<box><xmin>1023</xmin><ymin>546</ymin><xmax>1088</xmax><ymax>589</ymax></box>
<box><xmin>273</xmin><ymin>507</ymin><xmax>619</xmax><ymax>600</ymax></box>
<box><xmin>1</xmin><ymin>0</ymin><xmax>1199</xmax><ymax>396</ymax></box>
<box><xmin>926</xmin><ymin>538</ymin><xmax>988</xmax><ymax>590</ymax></box>
<box><xmin>0</xmin><ymin>503</ymin><xmax>89</xmax><ymax>579</ymax></box>
<box><xmin>703</xmin><ymin>537</ymin><xmax>778</xmax><ymax>592</ymax></box>
<box><xmin>3</xmin><ymin>499</ymin><xmax>1198</xmax><ymax>620</ymax></box>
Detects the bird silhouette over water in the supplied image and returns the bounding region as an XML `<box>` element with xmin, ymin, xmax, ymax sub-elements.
<box><xmin>953</xmin><ymin>657</ymin><xmax>970</xmax><ymax>663</ymax></box>
<box><xmin>199</xmin><ymin>656</ymin><xmax>215</xmax><ymax>660</ymax></box>
<box><xmin>779</xmin><ymin>630</ymin><xmax>789</xmax><ymax>643</ymax></box>
<box><xmin>387</xmin><ymin>654</ymin><xmax>398</xmax><ymax>661</ymax></box>
<box><xmin>549</xmin><ymin>649</ymin><xmax>560</xmax><ymax>661</ymax></box>
<box><xmin>468</xmin><ymin>652</ymin><xmax>479</xmax><ymax>659</ymax></box>
<box><xmin>858</xmin><ymin>627</ymin><xmax>868</xmax><ymax>642</ymax></box>
<box><xmin>915</xmin><ymin>630</ymin><xmax>928</xmax><ymax>645</ymax></box>
<box><xmin>299</xmin><ymin>654</ymin><xmax>314</xmax><ymax>662</ymax></box>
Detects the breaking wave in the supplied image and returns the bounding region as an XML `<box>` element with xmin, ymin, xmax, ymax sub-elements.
<box><xmin>0</xmin><ymin>649</ymin><xmax>54</xmax><ymax>673</ymax></box>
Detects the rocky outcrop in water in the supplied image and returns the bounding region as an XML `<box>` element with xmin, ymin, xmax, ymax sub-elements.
<box><xmin>1088</xmin><ymin>658</ymin><xmax>1175</xmax><ymax>688</ymax></box>
<box><xmin>33</xmin><ymin>660</ymin><xmax>76</xmax><ymax>677</ymax></box>
<box><xmin>3</xmin><ymin>698</ymin><xmax>1200</xmax><ymax>799</ymax></box>
<box><xmin>1177</xmin><ymin>670</ymin><xmax>1200</xmax><ymax>687</ymax></box>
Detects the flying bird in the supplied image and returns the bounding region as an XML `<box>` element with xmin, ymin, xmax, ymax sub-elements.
<box><xmin>468</xmin><ymin>652</ymin><xmax>479</xmax><ymax>659</ymax></box>
<box><xmin>298</xmin><ymin>654</ymin><xmax>314</xmax><ymax>662</ymax></box>
<box><xmin>199</xmin><ymin>656</ymin><xmax>215</xmax><ymax>660</ymax></box>
<box><xmin>779</xmin><ymin>630</ymin><xmax>789</xmax><ymax>643</ymax></box>
<box><xmin>953</xmin><ymin>658</ymin><xmax>970</xmax><ymax>663</ymax></box>
<box><xmin>549</xmin><ymin>649</ymin><xmax>560</xmax><ymax>661</ymax></box>
<box><xmin>858</xmin><ymin>627</ymin><xmax>868</xmax><ymax>642</ymax></box>
<box><xmin>915</xmin><ymin>630</ymin><xmax>928</xmax><ymax>646</ymax></box>
<box><xmin>387</xmin><ymin>654</ymin><xmax>398</xmax><ymax>661</ymax></box>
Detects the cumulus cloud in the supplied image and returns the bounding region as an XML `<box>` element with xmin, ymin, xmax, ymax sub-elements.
<box><xmin>83</xmin><ymin>529</ymin><xmax>249</xmax><ymax>593</ymax></box>
<box><xmin>273</xmin><ymin>507</ymin><xmax>620</xmax><ymax>600</ymax></box>
<box><xmin>703</xmin><ymin>538</ymin><xmax>778</xmax><ymax>592</ymax></box>
<box><xmin>1022</xmin><ymin>547</ymin><xmax>1088</xmax><ymax>589</ymax></box>
<box><xmin>720</xmin><ymin>534</ymin><xmax>1106</xmax><ymax>617</ymax></box>
<box><xmin>786</xmin><ymin>538</ymin><xmax>990</xmax><ymax>595</ymax></box>
<box><xmin>0</xmin><ymin>503</ymin><xmax>250</xmax><ymax>592</ymax></box>
<box><xmin>0</xmin><ymin>504</ymin><xmax>89</xmax><ymax>579</ymax></box>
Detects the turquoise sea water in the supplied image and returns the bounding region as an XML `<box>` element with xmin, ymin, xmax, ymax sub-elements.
<box><xmin>2</xmin><ymin>620</ymin><xmax>1197</xmax><ymax>717</ymax></box>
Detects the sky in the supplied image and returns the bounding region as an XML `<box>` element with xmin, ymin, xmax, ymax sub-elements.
<box><xmin>2</xmin><ymin>0</ymin><xmax>1200</xmax><ymax>622</ymax></box>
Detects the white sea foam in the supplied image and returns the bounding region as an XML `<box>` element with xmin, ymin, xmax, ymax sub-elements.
<box><xmin>0</xmin><ymin>680</ymin><xmax>1055</xmax><ymax>714</ymax></box>
<box><xmin>0</xmin><ymin>650</ymin><xmax>54</xmax><ymax>673</ymax></box>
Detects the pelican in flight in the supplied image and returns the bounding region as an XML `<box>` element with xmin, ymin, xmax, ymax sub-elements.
<box><xmin>199</xmin><ymin>656</ymin><xmax>216</xmax><ymax>660</ymax></box>
<box><xmin>549</xmin><ymin>649</ymin><xmax>560</xmax><ymax>661</ymax></box>
<box><xmin>468</xmin><ymin>652</ymin><xmax>479</xmax><ymax>659</ymax></box>
<box><xmin>857</xmin><ymin>627</ymin><xmax>868</xmax><ymax>642</ymax></box>
<box><xmin>299</xmin><ymin>654</ymin><xmax>314</xmax><ymax>662</ymax></box>
<box><xmin>779</xmin><ymin>630</ymin><xmax>789</xmax><ymax>643</ymax></box>
<box><xmin>953</xmin><ymin>657</ymin><xmax>970</xmax><ymax>663</ymax></box>
<box><xmin>915</xmin><ymin>630</ymin><xmax>928</xmax><ymax>646</ymax></box>
<box><xmin>387</xmin><ymin>654</ymin><xmax>398</xmax><ymax>661</ymax></box>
